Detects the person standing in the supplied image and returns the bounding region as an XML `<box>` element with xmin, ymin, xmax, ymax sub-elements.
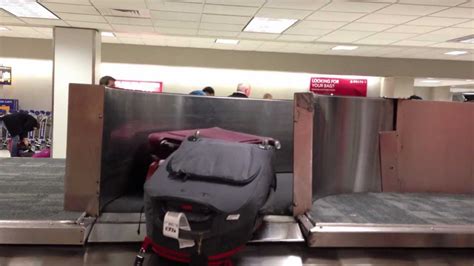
<box><xmin>0</xmin><ymin>112</ymin><xmax>39</xmax><ymax>157</ymax></box>
<box><xmin>229</xmin><ymin>83</ymin><xmax>251</xmax><ymax>98</ymax></box>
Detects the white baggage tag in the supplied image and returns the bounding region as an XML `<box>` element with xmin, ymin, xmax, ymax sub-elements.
<box><xmin>163</xmin><ymin>211</ymin><xmax>195</xmax><ymax>249</ymax></box>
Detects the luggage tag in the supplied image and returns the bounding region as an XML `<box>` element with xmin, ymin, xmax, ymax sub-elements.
<box><xmin>163</xmin><ymin>211</ymin><xmax>195</xmax><ymax>249</ymax></box>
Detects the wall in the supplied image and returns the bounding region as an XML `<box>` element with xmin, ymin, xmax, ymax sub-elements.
<box><xmin>101</xmin><ymin>63</ymin><xmax>381</xmax><ymax>99</ymax></box>
<box><xmin>0</xmin><ymin>57</ymin><xmax>52</xmax><ymax>111</ymax></box>
<box><xmin>432</xmin><ymin>86</ymin><xmax>453</xmax><ymax>101</ymax></box>
<box><xmin>414</xmin><ymin>86</ymin><xmax>433</xmax><ymax>100</ymax></box>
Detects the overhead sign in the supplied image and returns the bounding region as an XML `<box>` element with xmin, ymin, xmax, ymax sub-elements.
<box><xmin>310</xmin><ymin>77</ymin><xmax>367</xmax><ymax>97</ymax></box>
<box><xmin>0</xmin><ymin>99</ymin><xmax>19</xmax><ymax>113</ymax></box>
<box><xmin>0</xmin><ymin>66</ymin><xmax>12</xmax><ymax>85</ymax></box>
<box><xmin>115</xmin><ymin>80</ymin><xmax>163</xmax><ymax>93</ymax></box>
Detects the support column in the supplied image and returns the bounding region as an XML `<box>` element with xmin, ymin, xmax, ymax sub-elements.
<box><xmin>52</xmin><ymin>27</ymin><xmax>101</xmax><ymax>158</ymax></box>
<box><xmin>381</xmin><ymin>76</ymin><xmax>415</xmax><ymax>98</ymax></box>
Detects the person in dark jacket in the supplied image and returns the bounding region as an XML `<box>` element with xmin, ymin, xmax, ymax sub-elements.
<box><xmin>229</xmin><ymin>83</ymin><xmax>251</xmax><ymax>98</ymax></box>
<box><xmin>0</xmin><ymin>112</ymin><xmax>39</xmax><ymax>157</ymax></box>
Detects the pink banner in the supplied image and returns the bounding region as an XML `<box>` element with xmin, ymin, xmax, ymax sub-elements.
<box><xmin>310</xmin><ymin>77</ymin><xmax>367</xmax><ymax>97</ymax></box>
<box><xmin>115</xmin><ymin>80</ymin><xmax>163</xmax><ymax>93</ymax></box>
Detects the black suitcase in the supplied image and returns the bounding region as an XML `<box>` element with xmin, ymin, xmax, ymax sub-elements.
<box><xmin>138</xmin><ymin>136</ymin><xmax>277</xmax><ymax>265</ymax></box>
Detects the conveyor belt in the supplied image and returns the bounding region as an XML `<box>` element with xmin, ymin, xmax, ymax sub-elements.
<box><xmin>309</xmin><ymin>193</ymin><xmax>474</xmax><ymax>225</ymax></box>
<box><xmin>299</xmin><ymin>192</ymin><xmax>474</xmax><ymax>248</ymax></box>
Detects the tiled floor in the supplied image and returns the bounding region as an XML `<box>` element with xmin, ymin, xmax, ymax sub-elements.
<box><xmin>0</xmin><ymin>244</ymin><xmax>473</xmax><ymax>266</ymax></box>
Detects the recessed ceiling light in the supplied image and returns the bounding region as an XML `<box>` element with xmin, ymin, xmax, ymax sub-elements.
<box><xmin>0</xmin><ymin>26</ymin><xmax>9</xmax><ymax>31</ymax></box>
<box><xmin>421</xmin><ymin>79</ymin><xmax>441</xmax><ymax>84</ymax></box>
<box><xmin>243</xmin><ymin>17</ymin><xmax>298</xmax><ymax>34</ymax></box>
<box><xmin>101</xmin><ymin>31</ymin><xmax>115</xmax><ymax>37</ymax></box>
<box><xmin>332</xmin><ymin>45</ymin><xmax>359</xmax><ymax>51</ymax></box>
<box><xmin>444</xmin><ymin>50</ymin><xmax>468</xmax><ymax>56</ymax></box>
<box><xmin>0</xmin><ymin>0</ymin><xmax>58</xmax><ymax>19</ymax></box>
<box><xmin>449</xmin><ymin>34</ymin><xmax>474</xmax><ymax>44</ymax></box>
<box><xmin>215</xmin><ymin>39</ymin><xmax>239</xmax><ymax>45</ymax></box>
<box><xmin>460</xmin><ymin>38</ymin><xmax>474</xmax><ymax>44</ymax></box>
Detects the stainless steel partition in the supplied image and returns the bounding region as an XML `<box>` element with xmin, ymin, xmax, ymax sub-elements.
<box><xmin>100</xmin><ymin>88</ymin><xmax>294</xmax><ymax>210</ymax></box>
<box><xmin>311</xmin><ymin>95</ymin><xmax>395</xmax><ymax>199</ymax></box>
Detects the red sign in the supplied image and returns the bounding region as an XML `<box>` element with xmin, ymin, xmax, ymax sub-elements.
<box><xmin>115</xmin><ymin>80</ymin><xmax>163</xmax><ymax>93</ymax></box>
<box><xmin>310</xmin><ymin>77</ymin><xmax>367</xmax><ymax>97</ymax></box>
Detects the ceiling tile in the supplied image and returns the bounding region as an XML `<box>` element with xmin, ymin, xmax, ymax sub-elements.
<box><xmin>239</xmin><ymin>32</ymin><xmax>279</xmax><ymax>40</ymax></box>
<box><xmin>155</xmin><ymin>27</ymin><xmax>198</xmax><ymax>35</ymax></box>
<box><xmin>39</xmin><ymin>0</ymin><xmax>91</xmax><ymax>5</ymax></box>
<box><xmin>204</xmin><ymin>0</ymin><xmax>264</xmax><ymax>7</ymax></box>
<box><xmin>460</xmin><ymin>0</ymin><xmax>474</xmax><ymax>8</ymax></box>
<box><xmin>68</xmin><ymin>21</ymin><xmax>111</xmax><ymax>30</ymax></box>
<box><xmin>203</xmin><ymin>4</ymin><xmax>258</xmax><ymax>16</ymax></box>
<box><xmin>455</xmin><ymin>20</ymin><xmax>474</xmax><ymax>29</ymax></box>
<box><xmin>198</xmin><ymin>30</ymin><xmax>239</xmax><ymax>37</ymax></box>
<box><xmin>406</xmin><ymin>17</ymin><xmax>469</xmax><ymax>26</ymax></box>
<box><xmin>154</xmin><ymin>20</ymin><xmax>199</xmax><ymax>29</ymax></box>
<box><xmin>342</xmin><ymin>23</ymin><xmax>395</xmax><ymax>32</ymax></box>
<box><xmin>234</xmin><ymin>40</ymin><xmax>264</xmax><ymax>49</ymax></box>
<box><xmin>148</xmin><ymin>2</ymin><xmax>202</xmax><ymax>13</ymax></box>
<box><xmin>21</xmin><ymin>18</ymin><xmax>69</xmax><ymax>26</ymax></box>
<box><xmin>357</xmin><ymin>14</ymin><xmax>418</xmax><ymax>24</ymax></box>
<box><xmin>317</xmin><ymin>30</ymin><xmax>376</xmax><ymax>43</ymax></box>
<box><xmin>392</xmin><ymin>40</ymin><xmax>439</xmax><ymax>47</ymax></box>
<box><xmin>105</xmin><ymin>17</ymin><xmax>152</xmax><ymax>26</ymax></box>
<box><xmin>411</xmin><ymin>27</ymin><xmax>474</xmax><ymax>42</ymax></box>
<box><xmin>0</xmin><ymin>10</ymin><xmax>12</xmax><ymax>16</ymax></box>
<box><xmin>398</xmin><ymin>0</ymin><xmax>467</xmax><ymax>6</ymax></box>
<box><xmin>57</xmin><ymin>13</ymin><xmax>107</xmax><ymax>23</ymax></box>
<box><xmin>200</xmin><ymin>22</ymin><xmax>243</xmax><ymax>31</ymax></box>
<box><xmin>284</xmin><ymin>27</ymin><xmax>332</xmax><ymax>36</ymax></box>
<box><xmin>264</xmin><ymin>0</ymin><xmax>330</xmax><ymax>10</ymax></box>
<box><xmin>386</xmin><ymin>25</ymin><xmax>441</xmax><ymax>34</ymax></box>
<box><xmin>355</xmin><ymin>38</ymin><xmax>397</xmax><ymax>45</ymax></box>
<box><xmin>91</xmin><ymin>0</ymin><xmax>147</xmax><ymax>9</ymax></box>
<box><xmin>277</xmin><ymin>34</ymin><xmax>317</xmax><ymax>42</ymax></box>
<box><xmin>369</xmin><ymin>32</ymin><xmax>417</xmax><ymax>41</ymax></box>
<box><xmin>257</xmin><ymin>41</ymin><xmax>288</xmax><ymax>52</ymax></box>
<box><xmin>201</xmin><ymin>14</ymin><xmax>250</xmax><ymax>25</ymax></box>
<box><xmin>430</xmin><ymin>7</ymin><xmax>474</xmax><ymax>18</ymax></box>
<box><xmin>376</xmin><ymin>4</ymin><xmax>447</xmax><ymax>16</ymax></box>
<box><xmin>256</xmin><ymin>8</ymin><xmax>312</xmax><ymax>19</ymax></box>
<box><xmin>296</xmin><ymin>21</ymin><xmax>347</xmax><ymax>30</ymax></box>
<box><xmin>42</xmin><ymin>3</ymin><xmax>100</xmax><ymax>14</ymax></box>
<box><xmin>306</xmin><ymin>11</ymin><xmax>365</xmax><ymax>22</ymax></box>
<box><xmin>321</xmin><ymin>2</ymin><xmax>389</xmax><ymax>13</ymax></box>
<box><xmin>112</xmin><ymin>24</ymin><xmax>153</xmax><ymax>32</ymax></box>
<box><xmin>0</xmin><ymin>16</ymin><xmax>26</xmax><ymax>25</ymax></box>
<box><xmin>150</xmin><ymin>11</ymin><xmax>201</xmax><ymax>22</ymax></box>
<box><xmin>430</xmin><ymin>42</ymin><xmax>474</xmax><ymax>50</ymax></box>
<box><xmin>102</xmin><ymin>36</ymin><xmax>121</xmax><ymax>43</ymax></box>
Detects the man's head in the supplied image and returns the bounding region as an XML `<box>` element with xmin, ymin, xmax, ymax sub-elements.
<box><xmin>408</xmin><ymin>95</ymin><xmax>422</xmax><ymax>100</ymax></box>
<box><xmin>263</xmin><ymin>93</ymin><xmax>273</xmax><ymax>100</ymax></box>
<box><xmin>99</xmin><ymin>76</ymin><xmax>116</xmax><ymax>87</ymax></box>
<box><xmin>202</xmin><ymin>86</ymin><xmax>215</xmax><ymax>96</ymax></box>
<box><xmin>237</xmin><ymin>83</ymin><xmax>251</xmax><ymax>97</ymax></box>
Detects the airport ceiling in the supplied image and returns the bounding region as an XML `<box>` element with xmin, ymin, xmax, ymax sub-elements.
<box><xmin>0</xmin><ymin>0</ymin><xmax>473</xmax><ymax>61</ymax></box>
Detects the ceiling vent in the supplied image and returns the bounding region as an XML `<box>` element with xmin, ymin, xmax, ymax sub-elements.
<box><xmin>98</xmin><ymin>8</ymin><xmax>151</xmax><ymax>18</ymax></box>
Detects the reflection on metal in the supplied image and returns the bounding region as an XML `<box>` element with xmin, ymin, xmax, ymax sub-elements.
<box><xmin>0</xmin><ymin>220</ymin><xmax>89</xmax><ymax>245</ymax></box>
<box><xmin>300</xmin><ymin>220</ymin><xmax>474</xmax><ymax>248</ymax></box>
<box><xmin>87</xmin><ymin>214</ymin><xmax>303</xmax><ymax>243</ymax></box>
<box><xmin>311</xmin><ymin>95</ymin><xmax>394</xmax><ymax>199</ymax></box>
<box><xmin>65</xmin><ymin>84</ymin><xmax>105</xmax><ymax>215</ymax></box>
<box><xmin>251</xmin><ymin>216</ymin><xmax>304</xmax><ymax>243</ymax></box>
<box><xmin>293</xmin><ymin>93</ymin><xmax>314</xmax><ymax>216</ymax></box>
<box><xmin>100</xmin><ymin>89</ymin><xmax>294</xmax><ymax>211</ymax></box>
<box><xmin>380</xmin><ymin>100</ymin><xmax>474</xmax><ymax>193</ymax></box>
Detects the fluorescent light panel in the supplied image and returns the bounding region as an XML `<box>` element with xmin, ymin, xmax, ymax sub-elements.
<box><xmin>101</xmin><ymin>31</ymin><xmax>115</xmax><ymax>37</ymax></box>
<box><xmin>444</xmin><ymin>50</ymin><xmax>468</xmax><ymax>56</ymax></box>
<box><xmin>421</xmin><ymin>79</ymin><xmax>441</xmax><ymax>83</ymax></box>
<box><xmin>0</xmin><ymin>0</ymin><xmax>58</xmax><ymax>19</ymax></box>
<box><xmin>332</xmin><ymin>45</ymin><xmax>359</xmax><ymax>51</ymax></box>
<box><xmin>0</xmin><ymin>26</ymin><xmax>9</xmax><ymax>31</ymax></box>
<box><xmin>244</xmin><ymin>17</ymin><xmax>298</xmax><ymax>34</ymax></box>
<box><xmin>215</xmin><ymin>39</ymin><xmax>239</xmax><ymax>45</ymax></box>
<box><xmin>460</xmin><ymin>38</ymin><xmax>474</xmax><ymax>44</ymax></box>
